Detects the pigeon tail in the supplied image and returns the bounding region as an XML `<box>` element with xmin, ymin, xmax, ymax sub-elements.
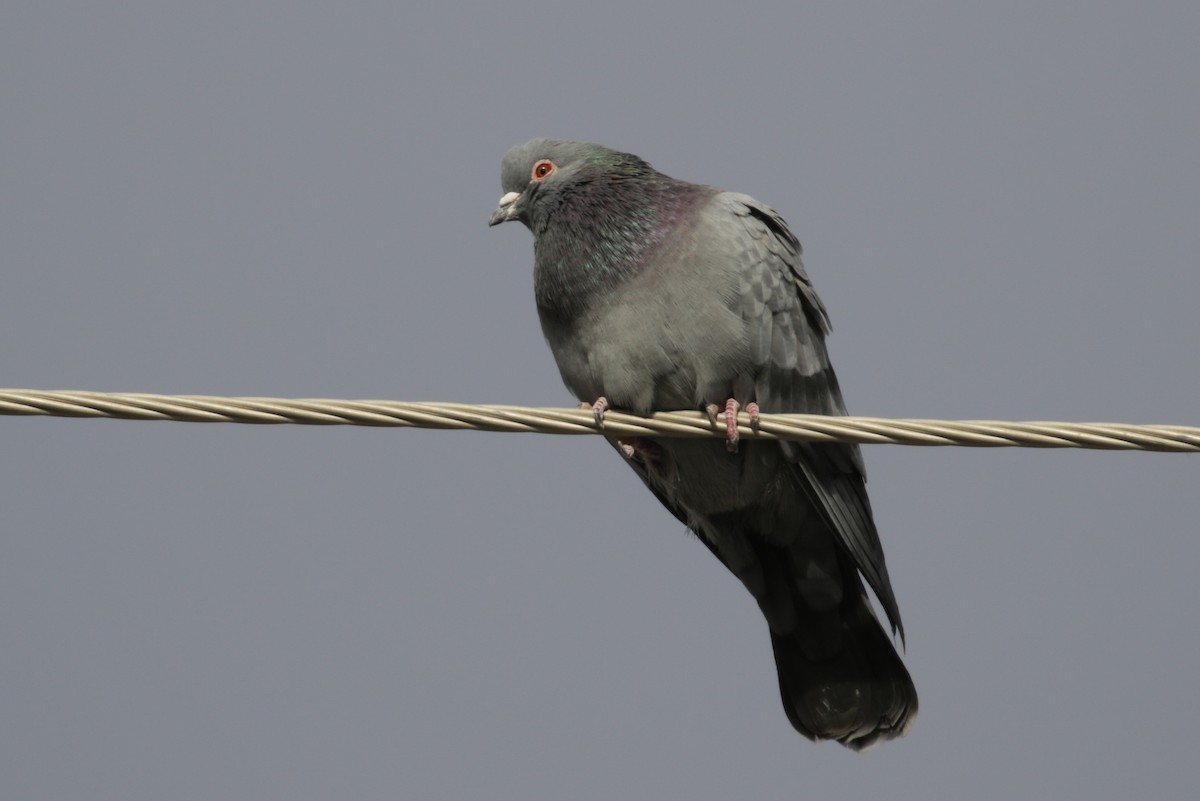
<box><xmin>770</xmin><ymin>583</ymin><xmax>917</xmax><ymax>751</ymax></box>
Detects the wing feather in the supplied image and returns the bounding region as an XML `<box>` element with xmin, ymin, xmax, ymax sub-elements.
<box><xmin>723</xmin><ymin>194</ymin><xmax>905</xmax><ymax>639</ymax></box>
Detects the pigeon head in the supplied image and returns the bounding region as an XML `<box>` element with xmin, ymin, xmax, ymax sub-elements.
<box><xmin>489</xmin><ymin>138</ymin><xmax>715</xmax><ymax>321</ymax></box>
<box><xmin>487</xmin><ymin>138</ymin><xmax>655</xmax><ymax>230</ymax></box>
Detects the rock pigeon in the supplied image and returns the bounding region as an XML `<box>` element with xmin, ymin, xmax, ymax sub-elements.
<box><xmin>489</xmin><ymin>139</ymin><xmax>916</xmax><ymax>749</ymax></box>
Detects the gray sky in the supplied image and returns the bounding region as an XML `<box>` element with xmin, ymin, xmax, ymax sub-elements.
<box><xmin>3</xmin><ymin>3</ymin><xmax>1198</xmax><ymax>799</ymax></box>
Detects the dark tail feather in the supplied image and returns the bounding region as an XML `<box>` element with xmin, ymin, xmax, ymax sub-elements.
<box><xmin>687</xmin><ymin>500</ymin><xmax>917</xmax><ymax>750</ymax></box>
<box><xmin>771</xmin><ymin>589</ymin><xmax>917</xmax><ymax>750</ymax></box>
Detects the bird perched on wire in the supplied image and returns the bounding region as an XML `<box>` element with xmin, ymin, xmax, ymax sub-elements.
<box><xmin>489</xmin><ymin>139</ymin><xmax>916</xmax><ymax>750</ymax></box>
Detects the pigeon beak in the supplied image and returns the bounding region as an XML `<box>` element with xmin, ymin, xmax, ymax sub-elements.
<box><xmin>488</xmin><ymin>191</ymin><xmax>523</xmax><ymax>226</ymax></box>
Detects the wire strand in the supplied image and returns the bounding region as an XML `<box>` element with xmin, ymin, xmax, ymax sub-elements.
<box><xmin>3</xmin><ymin>389</ymin><xmax>1197</xmax><ymax>452</ymax></box>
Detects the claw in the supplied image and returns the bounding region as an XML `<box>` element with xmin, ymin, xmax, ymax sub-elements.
<box><xmin>591</xmin><ymin>396</ymin><xmax>610</xmax><ymax>426</ymax></box>
<box><xmin>705</xmin><ymin>403</ymin><xmax>720</xmax><ymax>427</ymax></box>
<box><xmin>724</xmin><ymin>399</ymin><xmax>740</xmax><ymax>452</ymax></box>
<box><xmin>616</xmin><ymin>436</ymin><xmax>662</xmax><ymax>463</ymax></box>
<box><xmin>746</xmin><ymin>401</ymin><xmax>760</xmax><ymax>434</ymax></box>
<box><xmin>585</xmin><ymin>397</ymin><xmax>660</xmax><ymax>461</ymax></box>
<box><xmin>707</xmin><ymin>398</ymin><xmax>757</xmax><ymax>452</ymax></box>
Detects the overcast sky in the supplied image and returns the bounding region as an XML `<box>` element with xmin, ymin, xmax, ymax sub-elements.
<box><xmin>3</xmin><ymin>3</ymin><xmax>1198</xmax><ymax>799</ymax></box>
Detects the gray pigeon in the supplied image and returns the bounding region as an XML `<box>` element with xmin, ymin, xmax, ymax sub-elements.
<box><xmin>489</xmin><ymin>139</ymin><xmax>916</xmax><ymax>750</ymax></box>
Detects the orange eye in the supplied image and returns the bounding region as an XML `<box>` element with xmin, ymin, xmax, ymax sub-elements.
<box><xmin>532</xmin><ymin>159</ymin><xmax>556</xmax><ymax>180</ymax></box>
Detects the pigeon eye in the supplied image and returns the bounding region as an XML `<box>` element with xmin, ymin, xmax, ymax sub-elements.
<box><xmin>532</xmin><ymin>160</ymin><xmax>556</xmax><ymax>180</ymax></box>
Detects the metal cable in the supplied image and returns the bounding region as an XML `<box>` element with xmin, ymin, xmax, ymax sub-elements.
<box><xmin>2</xmin><ymin>389</ymin><xmax>1197</xmax><ymax>452</ymax></box>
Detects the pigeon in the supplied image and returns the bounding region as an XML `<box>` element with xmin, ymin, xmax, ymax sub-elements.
<box><xmin>489</xmin><ymin>139</ymin><xmax>916</xmax><ymax>750</ymax></box>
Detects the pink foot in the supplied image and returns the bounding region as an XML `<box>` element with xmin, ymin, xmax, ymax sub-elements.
<box><xmin>616</xmin><ymin>436</ymin><xmax>662</xmax><ymax>462</ymax></box>
<box><xmin>707</xmin><ymin>399</ymin><xmax>755</xmax><ymax>453</ymax></box>
<box><xmin>724</xmin><ymin>399</ymin><xmax>740</xmax><ymax>452</ymax></box>
<box><xmin>590</xmin><ymin>396</ymin><xmax>609</xmax><ymax>426</ymax></box>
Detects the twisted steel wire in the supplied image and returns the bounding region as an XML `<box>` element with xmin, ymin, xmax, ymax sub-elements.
<box><xmin>2</xmin><ymin>389</ymin><xmax>1197</xmax><ymax>452</ymax></box>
